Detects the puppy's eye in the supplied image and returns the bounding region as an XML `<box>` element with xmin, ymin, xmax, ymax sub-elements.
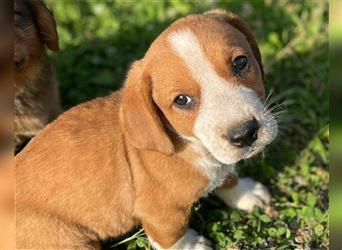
<box><xmin>232</xmin><ymin>55</ymin><xmax>248</xmax><ymax>76</ymax></box>
<box><xmin>174</xmin><ymin>94</ymin><xmax>193</xmax><ymax>109</ymax></box>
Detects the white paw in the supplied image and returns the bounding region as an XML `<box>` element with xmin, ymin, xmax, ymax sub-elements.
<box><xmin>172</xmin><ymin>229</ymin><xmax>212</xmax><ymax>250</ymax></box>
<box><xmin>215</xmin><ymin>177</ymin><xmax>271</xmax><ymax>212</ymax></box>
<box><xmin>148</xmin><ymin>229</ymin><xmax>212</xmax><ymax>250</ymax></box>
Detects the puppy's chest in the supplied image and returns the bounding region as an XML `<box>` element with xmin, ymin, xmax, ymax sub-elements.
<box><xmin>196</xmin><ymin>159</ymin><xmax>236</xmax><ymax>197</ymax></box>
<box><xmin>182</xmin><ymin>142</ymin><xmax>236</xmax><ymax>197</ymax></box>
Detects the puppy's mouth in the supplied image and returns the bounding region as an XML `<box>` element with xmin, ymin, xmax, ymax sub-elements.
<box><xmin>230</xmin><ymin>130</ymin><xmax>276</xmax><ymax>162</ymax></box>
<box><xmin>185</xmin><ymin>125</ymin><xmax>276</xmax><ymax>166</ymax></box>
<box><xmin>242</xmin><ymin>144</ymin><xmax>265</xmax><ymax>160</ymax></box>
<box><xmin>204</xmin><ymin>133</ymin><xmax>271</xmax><ymax>166</ymax></box>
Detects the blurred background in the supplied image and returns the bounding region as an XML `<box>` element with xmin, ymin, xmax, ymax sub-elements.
<box><xmin>330</xmin><ymin>0</ymin><xmax>341</xmax><ymax>249</ymax></box>
<box><xmin>45</xmin><ymin>1</ymin><xmax>329</xmax><ymax>249</ymax></box>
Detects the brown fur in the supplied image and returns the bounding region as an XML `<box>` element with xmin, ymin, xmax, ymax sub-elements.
<box><xmin>16</xmin><ymin>10</ymin><xmax>264</xmax><ymax>249</ymax></box>
<box><xmin>14</xmin><ymin>0</ymin><xmax>61</xmax><ymax>154</ymax></box>
<box><xmin>0</xmin><ymin>3</ymin><xmax>14</xmax><ymax>247</ymax></box>
<box><xmin>0</xmin><ymin>153</ymin><xmax>14</xmax><ymax>250</ymax></box>
<box><xmin>204</xmin><ymin>9</ymin><xmax>264</xmax><ymax>81</ymax></box>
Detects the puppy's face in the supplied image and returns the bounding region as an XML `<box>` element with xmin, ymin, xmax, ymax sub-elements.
<box><xmin>149</xmin><ymin>13</ymin><xmax>277</xmax><ymax>164</ymax></box>
<box><xmin>121</xmin><ymin>10</ymin><xmax>277</xmax><ymax>165</ymax></box>
<box><xmin>14</xmin><ymin>0</ymin><xmax>58</xmax><ymax>89</ymax></box>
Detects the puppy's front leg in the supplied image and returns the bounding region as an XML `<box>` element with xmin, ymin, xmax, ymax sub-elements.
<box><xmin>215</xmin><ymin>176</ymin><xmax>271</xmax><ymax>212</ymax></box>
<box><xmin>140</xmin><ymin>210</ymin><xmax>212</xmax><ymax>250</ymax></box>
<box><xmin>148</xmin><ymin>228</ymin><xmax>212</xmax><ymax>250</ymax></box>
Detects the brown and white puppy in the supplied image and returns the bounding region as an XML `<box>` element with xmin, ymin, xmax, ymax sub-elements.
<box><xmin>16</xmin><ymin>9</ymin><xmax>278</xmax><ymax>249</ymax></box>
<box><xmin>14</xmin><ymin>0</ymin><xmax>61</xmax><ymax>154</ymax></box>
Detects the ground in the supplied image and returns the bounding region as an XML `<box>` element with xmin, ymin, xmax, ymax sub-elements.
<box><xmin>45</xmin><ymin>1</ymin><xmax>329</xmax><ymax>249</ymax></box>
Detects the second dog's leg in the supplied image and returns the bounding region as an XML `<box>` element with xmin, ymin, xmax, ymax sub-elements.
<box><xmin>215</xmin><ymin>177</ymin><xmax>271</xmax><ymax>212</ymax></box>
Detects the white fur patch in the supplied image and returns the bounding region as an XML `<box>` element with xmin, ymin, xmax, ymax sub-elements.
<box><xmin>181</xmin><ymin>135</ymin><xmax>236</xmax><ymax>196</ymax></box>
<box><xmin>167</xmin><ymin>28</ymin><xmax>277</xmax><ymax>171</ymax></box>
<box><xmin>149</xmin><ymin>229</ymin><xmax>212</xmax><ymax>250</ymax></box>
<box><xmin>215</xmin><ymin>177</ymin><xmax>271</xmax><ymax>211</ymax></box>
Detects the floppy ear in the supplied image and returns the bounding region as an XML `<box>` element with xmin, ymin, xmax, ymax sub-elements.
<box><xmin>204</xmin><ymin>9</ymin><xmax>264</xmax><ymax>80</ymax></box>
<box><xmin>27</xmin><ymin>0</ymin><xmax>59</xmax><ymax>51</ymax></box>
<box><xmin>119</xmin><ymin>61</ymin><xmax>174</xmax><ymax>155</ymax></box>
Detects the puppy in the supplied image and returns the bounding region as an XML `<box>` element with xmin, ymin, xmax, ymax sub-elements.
<box><xmin>14</xmin><ymin>0</ymin><xmax>61</xmax><ymax>154</ymax></box>
<box><xmin>16</xmin><ymin>9</ymin><xmax>278</xmax><ymax>249</ymax></box>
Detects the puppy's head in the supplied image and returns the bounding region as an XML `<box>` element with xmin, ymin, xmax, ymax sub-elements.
<box><xmin>14</xmin><ymin>0</ymin><xmax>58</xmax><ymax>89</ymax></box>
<box><xmin>121</xmin><ymin>9</ymin><xmax>277</xmax><ymax>165</ymax></box>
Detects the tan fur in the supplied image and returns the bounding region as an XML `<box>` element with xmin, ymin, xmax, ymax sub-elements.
<box><xmin>14</xmin><ymin>0</ymin><xmax>61</xmax><ymax>154</ymax></box>
<box><xmin>162</xmin><ymin>10</ymin><xmax>265</xmax><ymax>99</ymax></box>
<box><xmin>16</xmin><ymin>10</ymin><xmax>265</xmax><ymax>249</ymax></box>
<box><xmin>204</xmin><ymin>9</ymin><xmax>264</xmax><ymax>81</ymax></box>
<box><xmin>0</xmin><ymin>154</ymin><xmax>14</xmax><ymax>250</ymax></box>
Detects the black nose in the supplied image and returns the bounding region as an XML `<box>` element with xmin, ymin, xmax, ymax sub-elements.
<box><xmin>229</xmin><ymin>118</ymin><xmax>259</xmax><ymax>148</ymax></box>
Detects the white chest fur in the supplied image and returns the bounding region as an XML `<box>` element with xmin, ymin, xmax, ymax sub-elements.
<box><xmin>184</xmin><ymin>137</ymin><xmax>236</xmax><ymax>197</ymax></box>
<box><xmin>198</xmin><ymin>159</ymin><xmax>236</xmax><ymax>197</ymax></box>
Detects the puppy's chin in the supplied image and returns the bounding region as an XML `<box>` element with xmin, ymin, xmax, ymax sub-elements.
<box><xmin>203</xmin><ymin>146</ymin><xmax>243</xmax><ymax>166</ymax></box>
<box><xmin>241</xmin><ymin>146</ymin><xmax>265</xmax><ymax>161</ymax></box>
<box><xmin>206</xmin><ymin>142</ymin><xmax>269</xmax><ymax>166</ymax></box>
<box><xmin>206</xmin><ymin>128</ymin><xmax>278</xmax><ymax>166</ymax></box>
<box><xmin>183</xmin><ymin>135</ymin><xmax>266</xmax><ymax>166</ymax></box>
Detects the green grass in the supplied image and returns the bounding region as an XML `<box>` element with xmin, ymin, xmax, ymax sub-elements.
<box><xmin>45</xmin><ymin>0</ymin><xmax>329</xmax><ymax>249</ymax></box>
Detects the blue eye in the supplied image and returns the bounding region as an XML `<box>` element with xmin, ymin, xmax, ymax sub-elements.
<box><xmin>232</xmin><ymin>55</ymin><xmax>248</xmax><ymax>76</ymax></box>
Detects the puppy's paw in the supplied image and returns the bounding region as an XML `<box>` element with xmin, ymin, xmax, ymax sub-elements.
<box><xmin>173</xmin><ymin>229</ymin><xmax>212</xmax><ymax>250</ymax></box>
<box><xmin>148</xmin><ymin>229</ymin><xmax>212</xmax><ymax>250</ymax></box>
<box><xmin>215</xmin><ymin>177</ymin><xmax>271</xmax><ymax>212</ymax></box>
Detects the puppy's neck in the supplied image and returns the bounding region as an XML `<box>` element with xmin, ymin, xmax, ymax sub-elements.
<box><xmin>174</xmin><ymin>136</ymin><xmax>236</xmax><ymax>197</ymax></box>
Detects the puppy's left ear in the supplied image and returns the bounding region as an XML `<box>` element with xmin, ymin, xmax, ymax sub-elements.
<box><xmin>204</xmin><ymin>9</ymin><xmax>264</xmax><ymax>80</ymax></box>
<box><xmin>27</xmin><ymin>0</ymin><xmax>59</xmax><ymax>51</ymax></box>
<box><xmin>120</xmin><ymin>61</ymin><xmax>174</xmax><ymax>155</ymax></box>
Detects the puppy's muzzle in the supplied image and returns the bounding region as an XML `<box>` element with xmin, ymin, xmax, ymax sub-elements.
<box><xmin>228</xmin><ymin>117</ymin><xmax>259</xmax><ymax>148</ymax></box>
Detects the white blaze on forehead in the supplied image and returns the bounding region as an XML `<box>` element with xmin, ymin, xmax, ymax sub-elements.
<box><xmin>167</xmin><ymin>29</ymin><xmax>227</xmax><ymax>90</ymax></box>
<box><xmin>167</xmin><ymin>28</ymin><xmax>277</xmax><ymax>167</ymax></box>
<box><xmin>167</xmin><ymin>28</ymin><xmax>249</xmax><ymax>124</ymax></box>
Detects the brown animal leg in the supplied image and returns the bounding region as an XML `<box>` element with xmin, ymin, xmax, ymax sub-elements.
<box><xmin>139</xmin><ymin>206</ymin><xmax>211</xmax><ymax>249</ymax></box>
